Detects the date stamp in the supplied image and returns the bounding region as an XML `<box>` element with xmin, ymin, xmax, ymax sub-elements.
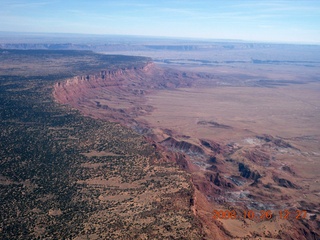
<box><xmin>212</xmin><ymin>209</ymin><xmax>307</xmax><ymax>220</ymax></box>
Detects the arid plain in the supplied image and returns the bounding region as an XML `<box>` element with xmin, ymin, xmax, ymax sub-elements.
<box><xmin>1</xmin><ymin>40</ymin><xmax>319</xmax><ymax>239</ymax></box>
<box><xmin>139</xmin><ymin>65</ymin><xmax>320</xmax><ymax>238</ymax></box>
<box><xmin>54</xmin><ymin>42</ymin><xmax>320</xmax><ymax>239</ymax></box>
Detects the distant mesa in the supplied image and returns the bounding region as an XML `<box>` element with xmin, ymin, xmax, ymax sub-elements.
<box><xmin>197</xmin><ymin>120</ymin><xmax>232</xmax><ymax>129</ymax></box>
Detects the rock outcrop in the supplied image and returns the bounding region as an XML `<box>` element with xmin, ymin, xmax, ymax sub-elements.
<box><xmin>257</xmin><ymin>134</ymin><xmax>295</xmax><ymax>149</ymax></box>
<box><xmin>209</xmin><ymin>173</ymin><xmax>234</xmax><ymax>188</ymax></box>
<box><xmin>54</xmin><ymin>62</ymin><xmax>154</xmax><ymax>104</ymax></box>
<box><xmin>244</xmin><ymin>149</ymin><xmax>270</xmax><ymax>165</ymax></box>
<box><xmin>272</xmin><ymin>176</ymin><xmax>298</xmax><ymax>189</ymax></box>
<box><xmin>200</xmin><ymin>139</ymin><xmax>222</xmax><ymax>154</ymax></box>
<box><xmin>238</xmin><ymin>162</ymin><xmax>261</xmax><ymax>181</ymax></box>
<box><xmin>160</xmin><ymin>137</ymin><xmax>205</xmax><ymax>155</ymax></box>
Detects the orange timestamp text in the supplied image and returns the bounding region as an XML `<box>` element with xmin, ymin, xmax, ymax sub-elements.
<box><xmin>212</xmin><ymin>209</ymin><xmax>307</xmax><ymax>220</ymax></box>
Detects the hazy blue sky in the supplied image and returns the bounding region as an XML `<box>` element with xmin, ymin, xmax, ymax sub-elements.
<box><xmin>1</xmin><ymin>0</ymin><xmax>319</xmax><ymax>43</ymax></box>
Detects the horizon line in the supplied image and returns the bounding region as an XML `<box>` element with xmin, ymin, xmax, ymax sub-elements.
<box><xmin>0</xmin><ymin>30</ymin><xmax>319</xmax><ymax>46</ymax></box>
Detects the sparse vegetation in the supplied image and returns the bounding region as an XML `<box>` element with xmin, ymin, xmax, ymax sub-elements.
<box><xmin>0</xmin><ymin>50</ymin><xmax>204</xmax><ymax>239</ymax></box>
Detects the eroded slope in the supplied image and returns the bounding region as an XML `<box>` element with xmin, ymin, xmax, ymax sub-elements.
<box><xmin>53</xmin><ymin>55</ymin><xmax>320</xmax><ymax>239</ymax></box>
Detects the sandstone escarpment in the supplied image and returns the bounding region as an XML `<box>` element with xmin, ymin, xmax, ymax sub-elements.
<box><xmin>53</xmin><ymin>61</ymin><xmax>195</xmax><ymax>127</ymax></box>
<box><xmin>53</xmin><ymin>62</ymin><xmax>154</xmax><ymax>105</ymax></box>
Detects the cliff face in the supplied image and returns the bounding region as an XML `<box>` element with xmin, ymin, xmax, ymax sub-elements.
<box><xmin>55</xmin><ymin>61</ymin><xmax>195</xmax><ymax>103</ymax></box>
<box><xmin>53</xmin><ymin>62</ymin><xmax>154</xmax><ymax>105</ymax></box>
<box><xmin>53</xmin><ymin>61</ymin><xmax>196</xmax><ymax>128</ymax></box>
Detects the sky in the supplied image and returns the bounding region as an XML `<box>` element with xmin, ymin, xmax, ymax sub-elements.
<box><xmin>1</xmin><ymin>0</ymin><xmax>320</xmax><ymax>44</ymax></box>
